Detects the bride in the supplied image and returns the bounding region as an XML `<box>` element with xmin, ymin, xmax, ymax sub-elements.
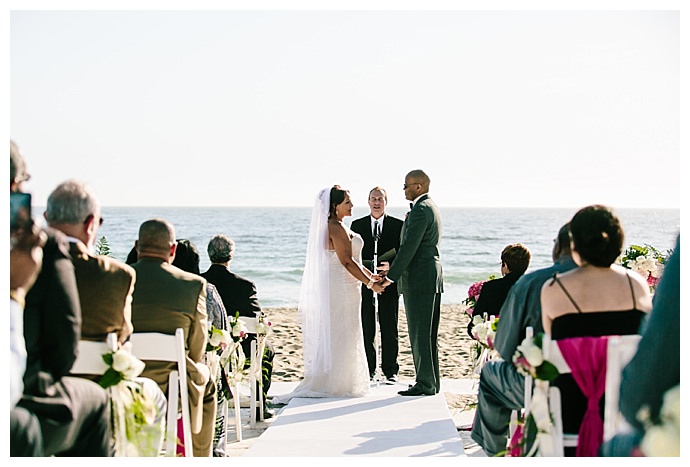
<box><xmin>272</xmin><ymin>186</ymin><xmax>379</xmax><ymax>403</ymax></box>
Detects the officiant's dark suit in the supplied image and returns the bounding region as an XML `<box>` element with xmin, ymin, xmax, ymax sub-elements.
<box><xmin>350</xmin><ymin>192</ymin><xmax>403</xmax><ymax>381</ymax></box>
<box><xmin>379</xmin><ymin>170</ymin><xmax>443</xmax><ymax>396</ymax></box>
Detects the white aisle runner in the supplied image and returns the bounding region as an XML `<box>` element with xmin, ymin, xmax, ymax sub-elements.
<box><xmin>244</xmin><ymin>381</ymin><xmax>466</xmax><ymax>457</ymax></box>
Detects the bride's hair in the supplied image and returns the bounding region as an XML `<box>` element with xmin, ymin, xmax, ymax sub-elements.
<box><xmin>328</xmin><ymin>185</ymin><xmax>348</xmax><ymax>219</ymax></box>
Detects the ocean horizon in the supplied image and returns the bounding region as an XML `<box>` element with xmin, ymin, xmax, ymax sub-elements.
<box><xmin>44</xmin><ymin>206</ymin><xmax>679</xmax><ymax>309</ymax></box>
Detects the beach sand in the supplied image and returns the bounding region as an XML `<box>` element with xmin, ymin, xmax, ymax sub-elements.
<box><xmin>266</xmin><ymin>303</ymin><xmax>477</xmax><ymax>383</ymax></box>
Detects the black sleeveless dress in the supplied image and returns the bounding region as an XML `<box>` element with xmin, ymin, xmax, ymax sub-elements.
<box><xmin>548</xmin><ymin>272</ymin><xmax>645</xmax><ymax>455</ymax></box>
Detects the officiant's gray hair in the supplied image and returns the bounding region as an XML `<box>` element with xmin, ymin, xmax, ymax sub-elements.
<box><xmin>208</xmin><ymin>233</ymin><xmax>235</xmax><ymax>264</ymax></box>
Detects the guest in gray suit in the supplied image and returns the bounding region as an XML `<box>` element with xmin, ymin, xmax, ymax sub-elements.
<box><xmin>375</xmin><ymin>169</ymin><xmax>443</xmax><ymax>396</ymax></box>
<box><xmin>470</xmin><ymin>223</ymin><xmax>576</xmax><ymax>456</ymax></box>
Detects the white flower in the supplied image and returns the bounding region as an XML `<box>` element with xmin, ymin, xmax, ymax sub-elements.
<box><xmin>516</xmin><ymin>337</ymin><xmax>544</xmax><ymax>368</ymax></box>
<box><xmin>256</xmin><ymin>320</ymin><xmax>271</xmax><ymax>335</ymax></box>
<box><xmin>472</xmin><ymin>315</ymin><xmax>485</xmax><ymax>327</ymax></box>
<box><xmin>231</xmin><ymin>320</ymin><xmax>248</xmax><ymax>338</ymax></box>
<box><xmin>112</xmin><ymin>349</ymin><xmax>145</xmax><ymax>380</ymax></box>
<box><xmin>209</xmin><ymin>328</ymin><xmax>232</xmax><ymax>347</ymax></box>
<box><xmin>660</xmin><ymin>385</ymin><xmax>680</xmax><ymax>429</ymax></box>
<box><xmin>640</xmin><ymin>384</ymin><xmax>680</xmax><ymax>457</ymax></box>
<box><xmin>641</xmin><ymin>424</ymin><xmax>680</xmax><ymax>457</ymax></box>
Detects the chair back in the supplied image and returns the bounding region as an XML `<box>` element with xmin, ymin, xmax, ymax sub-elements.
<box><xmin>541</xmin><ymin>333</ymin><xmax>641</xmax><ymax>456</ymax></box>
<box><xmin>129</xmin><ymin>328</ymin><xmax>192</xmax><ymax>457</ymax></box>
<box><xmin>71</xmin><ymin>333</ymin><xmax>118</xmax><ymax>375</ymax></box>
<box><xmin>603</xmin><ymin>334</ymin><xmax>641</xmax><ymax>441</ymax></box>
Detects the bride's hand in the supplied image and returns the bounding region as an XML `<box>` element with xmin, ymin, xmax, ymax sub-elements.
<box><xmin>370</xmin><ymin>274</ymin><xmax>382</xmax><ymax>282</ymax></box>
<box><xmin>371</xmin><ymin>282</ymin><xmax>385</xmax><ymax>294</ymax></box>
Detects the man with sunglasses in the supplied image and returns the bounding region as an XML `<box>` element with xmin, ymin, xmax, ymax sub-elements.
<box><xmin>373</xmin><ymin>169</ymin><xmax>444</xmax><ymax>396</ymax></box>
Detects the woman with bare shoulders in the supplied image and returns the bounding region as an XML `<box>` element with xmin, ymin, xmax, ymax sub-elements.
<box><xmin>541</xmin><ymin>204</ymin><xmax>652</xmax><ymax>337</ymax></box>
<box><xmin>272</xmin><ymin>186</ymin><xmax>380</xmax><ymax>403</ymax></box>
<box><xmin>540</xmin><ymin>205</ymin><xmax>652</xmax><ymax>456</ymax></box>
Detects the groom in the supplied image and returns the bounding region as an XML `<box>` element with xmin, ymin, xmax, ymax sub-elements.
<box><xmin>375</xmin><ymin>169</ymin><xmax>443</xmax><ymax>396</ymax></box>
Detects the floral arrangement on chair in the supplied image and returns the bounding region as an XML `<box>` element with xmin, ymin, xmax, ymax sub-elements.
<box><xmin>505</xmin><ymin>333</ymin><xmax>560</xmax><ymax>457</ymax></box>
<box><xmin>207</xmin><ymin>325</ymin><xmax>232</xmax><ymax>353</ymax></box>
<box><xmin>512</xmin><ymin>333</ymin><xmax>559</xmax><ymax>381</ymax></box>
<box><xmin>99</xmin><ymin>347</ymin><xmax>159</xmax><ymax>456</ymax></box>
<box><xmin>618</xmin><ymin>244</ymin><xmax>673</xmax><ymax>293</ymax></box>
<box><xmin>469</xmin><ymin>314</ymin><xmax>500</xmax><ymax>375</ymax></box>
<box><xmin>461</xmin><ymin>275</ymin><xmax>496</xmax><ymax>316</ymax></box>
<box><xmin>636</xmin><ymin>384</ymin><xmax>680</xmax><ymax>457</ymax></box>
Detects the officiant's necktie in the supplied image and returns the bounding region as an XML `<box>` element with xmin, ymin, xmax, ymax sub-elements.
<box><xmin>374</xmin><ymin>220</ymin><xmax>380</xmax><ymax>240</ymax></box>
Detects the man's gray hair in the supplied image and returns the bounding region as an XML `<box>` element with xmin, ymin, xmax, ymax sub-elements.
<box><xmin>208</xmin><ymin>234</ymin><xmax>235</xmax><ymax>264</ymax></box>
<box><xmin>45</xmin><ymin>180</ymin><xmax>99</xmax><ymax>225</ymax></box>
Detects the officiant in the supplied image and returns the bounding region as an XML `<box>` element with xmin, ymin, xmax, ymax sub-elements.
<box><xmin>350</xmin><ymin>187</ymin><xmax>404</xmax><ymax>383</ymax></box>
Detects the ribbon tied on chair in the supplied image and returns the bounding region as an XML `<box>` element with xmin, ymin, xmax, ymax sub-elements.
<box><xmin>557</xmin><ymin>336</ymin><xmax>609</xmax><ymax>457</ymax></box>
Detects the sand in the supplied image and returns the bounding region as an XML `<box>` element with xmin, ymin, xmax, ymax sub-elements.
<box><xmin>265</xmin><ymin>303</ymin><xmax>477</xmax><ymax>382</ymax></box>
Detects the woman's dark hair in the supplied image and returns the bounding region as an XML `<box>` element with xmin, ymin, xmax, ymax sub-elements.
<box><xmin>125</xmin><ymin>245</ymin><xmax>138</xmax><ymax>265</ymax></box>
<box><xmin>569</xmin><ymin>204</ymin><xmax>624</xmax><ymax>267</ymax></box>
<box><xmin>171</xmin><ymin>238</ymin><xmax>200</xmax><ymax>275</ymax></box>
<box><xmin>328</xmin><ymin>185</ymin><xmax>349</xmax><ymax>219</ymax></box>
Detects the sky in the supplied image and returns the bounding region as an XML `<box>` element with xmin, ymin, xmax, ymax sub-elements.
<box><xmin>4</xmin><ymin>1</ymin><xmax>684</xmax><ymax>210</ymax></box>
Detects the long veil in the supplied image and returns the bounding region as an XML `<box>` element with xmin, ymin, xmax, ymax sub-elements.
<box><xmin>298</xmin><ymin>187</ymin><xmax>332</xmax><ymax>378</ymax></box>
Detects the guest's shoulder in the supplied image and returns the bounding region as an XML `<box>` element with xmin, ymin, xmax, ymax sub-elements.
<box><xmin>96</xmin><ymin>254</ymin><xmax>135</xmax><ymax>277</ymax></box>
<box><xmin>229</xmin><ymin>271</ymin><xmax>256</xmax><ymax>288</ymax></box>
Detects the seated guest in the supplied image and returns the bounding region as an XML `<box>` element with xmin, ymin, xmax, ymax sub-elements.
<box><xmin>10</xmin><ymin>209</ymin><xmax>46</xmax><ymax>457</ymax></box>
<box><xmin>601</xmin><ymin>234</ymin><xmax>679</xmax><ymax>456</ymax></box>
<box><xmin>201</xmin><ymin>234</ymin><xmax>275</xmax><ymax>419</ymax></box>
<box><xmin>44</xmin><ymin>179</ymin><xmax>167</xmax><ymax>455</ymax></box>
<box><xmin>130</xmin><ymin>219</ymin><xmax>215</xmax><ymax>457</ymax></box>
<box><xmin>171</xmin><ymin>238</ymin><xmax>231</xmax><ymax>457</ymax></box>
<box><xmin>468</xmin><ymin>243</ymin><xmax>531</xmax><ymax>337</ymax></box>
<box><xmin>541</xmin><ymin>205</ymin><xmax>652</xmax><ymax>456</ymax></box>
<box><xmin>471</xmin><ymin>224</ymin><xmax>576</xmax><ymax>457</ymax></box>
<box><xmin>12</xmin><ymin>141</ymin><xmax>112</xmax><ymax>456</ymax></box>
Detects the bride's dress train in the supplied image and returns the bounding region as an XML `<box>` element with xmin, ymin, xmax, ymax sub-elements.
<box><xmin>272</xmin><ymin>233</ymin><xmax>369</xmax><ymax>403</ymax></box>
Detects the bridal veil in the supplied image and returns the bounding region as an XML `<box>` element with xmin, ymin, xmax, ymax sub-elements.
<box><xmin>299</xmin><ymin>187</ymin><xmax>332</xmax><ymax>378</ymax></box>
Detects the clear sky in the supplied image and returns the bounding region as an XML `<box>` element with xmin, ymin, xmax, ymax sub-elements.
<box><xmin>5</xmin><ymin>1</ymin><xmax>683</xmax><ymax>209</ymax></box>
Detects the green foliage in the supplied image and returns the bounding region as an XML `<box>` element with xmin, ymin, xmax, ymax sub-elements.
<box><xmin>95</xmin><ymin>235</ymin><xmax>111</xmax><ymax>256</ymax></box>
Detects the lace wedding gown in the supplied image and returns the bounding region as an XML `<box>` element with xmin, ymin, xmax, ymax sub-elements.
<box><xmin>273</xmin><ymin>232</ymin><xmax>370</xmax><ymax>403</ymax></box>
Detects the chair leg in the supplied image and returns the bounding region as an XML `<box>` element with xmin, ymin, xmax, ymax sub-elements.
<box><xmin>250</xmin><ymin>340</ymin><xmax>257</xmax><ymax>428</ymax></box>
<box><xmin>234</xmin><ymin>383</ymin><xmax>243</xmax><ymax>442</ymax></box>
<box><xmin>166</xmin><ymin>372</ymin><xmax>179</xmax><ymax>457</ymax></box>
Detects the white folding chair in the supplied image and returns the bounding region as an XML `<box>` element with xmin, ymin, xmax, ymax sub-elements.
<box><xmin>603</xmin><ymin>334</ymin><xmax>641</xmax><ymax>442</ymax></box>
<box><xmin>129</xmin><ymin>328</ymin><xmax>192</xmax><ymax>457</ymax></box>
<box><xmin>539</xmin><ymin>333</ymin><xmax>641</xmax><ymax>456</ymax></box>
<box><xmin>70</xmin><ymin>333</ymin><xmax>128</xmax><ymax>455</ymax></box>
<box><xmin>71</xmin><ymin>333</ymin><xmax>118</xmax><ymax>375</ymax></box>
<box><xmin>238</xmin><ymin>316</ymin><xmax>265</xmax><ymax>428</ymax></box>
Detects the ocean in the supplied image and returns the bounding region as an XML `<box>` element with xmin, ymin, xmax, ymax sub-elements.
<box><xmin>85</xmin><ymin>206</ymin><xmax>679</xmax><ymax>308</ymax></box>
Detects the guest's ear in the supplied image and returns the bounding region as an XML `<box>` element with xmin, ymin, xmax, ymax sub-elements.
<box><xmin>169</xmin><ymin>242</ymin><xmax>177</xmax><ymax>263</ymax></box>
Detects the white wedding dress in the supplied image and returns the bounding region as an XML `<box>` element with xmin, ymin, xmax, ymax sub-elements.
<box><xmin>272</xmin><ymin>232</ymin><xmax>370</xmax><ymax>403</ymax></box>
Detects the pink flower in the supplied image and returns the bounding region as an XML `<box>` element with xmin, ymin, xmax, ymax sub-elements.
<box><xmin>465</xmin><ymin>306</ymin><xmax>474</xmax><ymax>316</ymax></box>
<box><xmin>506</xmin><ymin>422</ymin><xmax>525</xmax><ymax>457</ymax></box>
<box><xmin>467</xmin><ymin>281</ymin><xmax>486</xmax><ymax>301</ymax></box>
